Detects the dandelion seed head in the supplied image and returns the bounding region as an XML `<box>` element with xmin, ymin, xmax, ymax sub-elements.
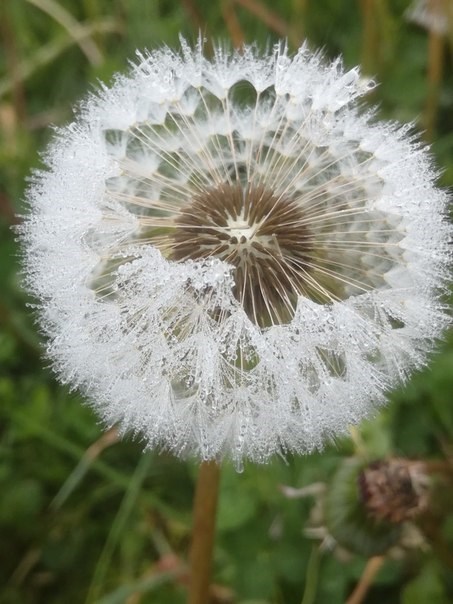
<box><xmin>22</xmin><ymin>39</ymin><xmax>451</xmax><ymax>466</ymax></box>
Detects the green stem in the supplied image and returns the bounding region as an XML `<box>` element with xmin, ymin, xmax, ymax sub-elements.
<box><xmin>301</xmin><ymin>545</ymin><xmax>321</xmax><ymax>604</ymax></box>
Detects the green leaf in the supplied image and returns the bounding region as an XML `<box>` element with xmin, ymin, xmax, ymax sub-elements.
<box><xmin>401</xmin><ymin>563</ymin><xmax>448</xmax><ymax>604</ymax></box>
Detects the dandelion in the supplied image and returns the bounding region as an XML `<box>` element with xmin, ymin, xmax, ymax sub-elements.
<box><xmin>22</xmin><ymin>39</ymin><xmax>451</xmax><ymax>467</ymax></box>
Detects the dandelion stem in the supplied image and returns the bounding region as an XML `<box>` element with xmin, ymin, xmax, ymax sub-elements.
<box><xmin>188</xmin><ymin>460</ymin><xmax>221</xmax><ymax>604</ymax></box>
<box><xmin>345</xmin><ymin>555</ymin><xmax>385</xmax><ymax>604</ymax></box>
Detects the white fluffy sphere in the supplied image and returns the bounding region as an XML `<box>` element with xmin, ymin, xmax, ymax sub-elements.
<box><xmin>22</xmin><ymin>40</ymin><xmax>451</xmax><ymax>466</ymax></box>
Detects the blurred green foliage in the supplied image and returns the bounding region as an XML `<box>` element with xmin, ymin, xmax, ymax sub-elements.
<box><xmin>1</xmin><ymin>0</ymin><xmax>453</xmax><ymax>602</ymax></box>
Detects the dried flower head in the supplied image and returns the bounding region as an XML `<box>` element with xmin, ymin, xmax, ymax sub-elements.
<box><xmin>22</xmin><ymin>40</ymin><xmax>451</xmax><ymax>466</ymax></box>
<box><xmin>358</xmin><ymin>459</ymin><xmax>430</xmax><ymax>523</ymax></box>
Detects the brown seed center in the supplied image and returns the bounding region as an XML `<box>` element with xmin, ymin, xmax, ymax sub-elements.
<box><xmin>172</xmin><ymin>183</ymin><xmax>312</xmax><ymax>327</ymax></box>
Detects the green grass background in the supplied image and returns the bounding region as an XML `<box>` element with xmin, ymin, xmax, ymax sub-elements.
<box><xmin>1</xmin><ymin>1</ymin><xmax>453</xmax><ymax>602</ymax></box>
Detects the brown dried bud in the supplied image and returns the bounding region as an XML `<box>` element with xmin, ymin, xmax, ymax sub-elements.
<box><xmin>358</xmin><ymin>459</ymin><xmax>430</xmax><ymax>524</ymax></box>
